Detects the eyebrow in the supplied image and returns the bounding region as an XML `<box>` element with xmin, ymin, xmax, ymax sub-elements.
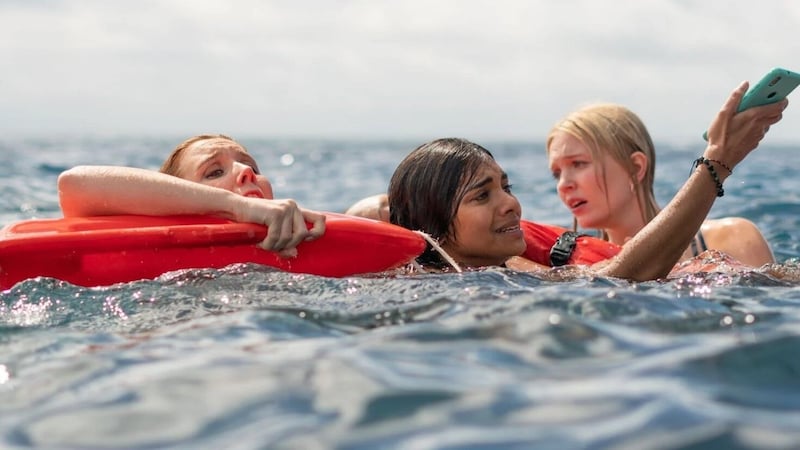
<box><xmin>549</xmin><ymin>151</ymin><xmax>588</xmax><ymax>169</ymax></box>
<box><xmin>465</xmin><ymin>172</ymin><xmax>508</xmax><ymax>191</ymax></box>
<box><xmin>197</xmin><ymin>153</ymin><xmax>218</xmax><ymax>169</ymax></box>
<box><xmin>556</xmin><ymin>148</ymin><xmax>591</xmax><ymax>160</ymax></box>
<box><xmin>195</xmin><ymin>151</ymin><xmax>258</xmax><ymax>170</ymax></box>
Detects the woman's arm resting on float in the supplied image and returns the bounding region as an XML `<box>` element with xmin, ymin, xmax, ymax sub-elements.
<box><xmin>59</xmin><ymin>165</ymin><xmax>247</xmax><ymax>218</ymax></box>
<box><xmin>58</xmin><ymin>165</ymin><xmax>325</xmax><ymax>253</ymax></box>
<box><xmin>595</xmin><ymin>82</ymin><xmax>788</xmax><ymax>281</ymax></box>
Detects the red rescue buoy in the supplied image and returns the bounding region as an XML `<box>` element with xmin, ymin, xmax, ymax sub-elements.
<box><xmin>0</xmin><ymin>213</ymin><xmax>426</xmax><ymax>289</ymax></box>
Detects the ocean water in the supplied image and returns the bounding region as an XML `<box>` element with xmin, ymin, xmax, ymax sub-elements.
<box><xmin>2</xmin><ymin>137</ymin><xmax>800</xmax><ymax>449</ymax></box>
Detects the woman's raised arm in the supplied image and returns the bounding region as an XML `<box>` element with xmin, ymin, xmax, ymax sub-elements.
<box><xmin>596</xmin><ymin>82</ymin><xmax>787</xmax><ymax>280</ymax></box>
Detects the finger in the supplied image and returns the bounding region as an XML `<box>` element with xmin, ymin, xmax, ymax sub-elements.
<box><xmin>707</xmin><ymin>81</ymin><xmax>749</xmax><ymax>144</ymax></box>
<box><xmin>746</xmin><ymin>98</ymin><xmax>788</xmax><ymax>121</ymax></box>
<box><xmin>765</xmin><ymin>111</ymin><xmax>784</xmax><ymax>128</ymax></box>
<box><xmin>303</xmin><ymin>210</ymin><xmax>326</xmax><ymax>241</ymax></box>
<box><xmin>763</xmin><ymin>99</ymin><xmax>788</xmax><ymax>126</ymax></box>
<box><xmin>277</xmin><ymin>248</ymin><xmax>298</xmax><ymax>259</ymax></box>
<box><xmin>722</xmin><ymin>81</ymin><xmax>749</xmax><ymax>116</ymax></box>
<box><xmin>256</xmin><ymin>202</ymin><xmax>291</xmax><ymax>251</ymax></box>
<box><xmin>273</xmin><ymin>209</ymin><xmax>297</xmax><ymax>250</ymax></box>
<box><xmin>261</xmin><ymin>200</ymin><xmax>301</xmax><ymax>251</ymax></box>
<box><xmin>284</xmin><ymin>208</ymin><xmax>309</xmax><ymax>250</ymax></box>
<box><xmin>760</xmin><ymin>98</ymin><xmax>789</xmax><ymax>115</ymax></box>
<box><xmin>260</xmin><ymin>217</ymin><xmax>281</xmax><ymax>251</ymax></box>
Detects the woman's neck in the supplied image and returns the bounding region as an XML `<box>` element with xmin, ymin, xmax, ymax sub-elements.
<box><xmin>603</xmin><ymin>210</ymin><xmax>651</xmax><ymax>246</ymax></box>
<box><xmin>601</xmin><ymin>192</ymin><xmax>659</xmax><ymax>246</ymax></box>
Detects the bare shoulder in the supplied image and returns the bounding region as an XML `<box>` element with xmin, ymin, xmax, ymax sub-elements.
<box><xmin>701</xmin><ymin>217</ymin><xmax>765</xmax><ymax>240</ymax></box>
<box><xmin>345</xmin><ymin>194</ymin><xmax>389</xmax><ymax>222</ymax></box>
<box><xmin>700</xmin><ymin>217</ymin><xmax>774</xmax><ymax>266</ymax></box>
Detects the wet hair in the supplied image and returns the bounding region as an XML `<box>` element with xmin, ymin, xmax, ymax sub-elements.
<box><xmin>388</xmin><ymin>138</ymin><xmax>495</xmax><ymax>266</ymax></box>
<box><xmin>546</xmin><ymin>104</ymin><xmax>659</xmax><ymax>233</ymax></box>
<box><xmin>160</xmin><ymin>134</ymin><xmax>239</xmax><ymax>177</ymax></box>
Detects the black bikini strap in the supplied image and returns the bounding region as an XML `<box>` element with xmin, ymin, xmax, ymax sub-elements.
<box><xmin>696</xmin><ymin>230</ymin><xmax>708</xmax><ymax>252</ymax></box>
<box><xmin>689</xmin><ymin>231</ymin><xmax>708</xmax><ymax>257</ymax></box>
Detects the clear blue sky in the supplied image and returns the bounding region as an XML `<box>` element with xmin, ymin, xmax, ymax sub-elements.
<box><xmin>2</xmin><ymin>0</ymin><xmax>799</xmax><ymax>145</ymax></box>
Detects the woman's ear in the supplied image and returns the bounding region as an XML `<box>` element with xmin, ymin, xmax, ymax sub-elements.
<box><xmin>630</xmin><ymin>151</ymin><xmax>648</xmax><ymax>184</ymax></box>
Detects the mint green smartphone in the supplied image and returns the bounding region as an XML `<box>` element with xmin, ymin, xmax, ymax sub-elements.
<box><xmin>703</xmin><ymin>67</ymin><xmax>800</xmax><ymax>140</ymax></box>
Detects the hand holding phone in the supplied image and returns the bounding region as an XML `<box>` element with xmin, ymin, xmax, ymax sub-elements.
<box><xmin>703</xmin><ymin>67</ymin><xmax>800</xmax><ymax>140</ymax></box>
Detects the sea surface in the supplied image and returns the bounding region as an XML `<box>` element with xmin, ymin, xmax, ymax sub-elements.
<box><xmin>2</xmin><ymin>137</ymin><xmax>800</xmax><ymax>449</ymax></box>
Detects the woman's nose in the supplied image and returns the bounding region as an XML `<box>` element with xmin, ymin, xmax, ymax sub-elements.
<box><xmin>235</xmin><ymin>163</ymin><xmax>256</xmax><ymax>185</ymax></box>
<box><xmin>502</xmin><ymin>191</ymin><xmax>522</xmax><ymax>216</ymax></box>
<box><xmin>557</xmin><ymin>173</ymin><xmax>574</xmax><ymax>193</ymax></box>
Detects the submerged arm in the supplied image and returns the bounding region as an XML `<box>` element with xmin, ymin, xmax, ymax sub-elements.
<box><xmin>596</xmin><ymin>82</ymin><xmax>787</xmax><ymax>281</ymax></box>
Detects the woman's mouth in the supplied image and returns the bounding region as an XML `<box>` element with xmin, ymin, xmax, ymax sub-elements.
<box><xmin>244</xmin><ymin>190</ymin><xmax>264</xmax><ymax>198</ymax></box>
<box><xmin>495</xmin><ymin>224</ymin><xmax>521</xmax><ymax>233</ymax></box>
<box><xmin>569</xmin><ymin>199</ymin><xmax>587</xmax><ymax>211</ymax></box>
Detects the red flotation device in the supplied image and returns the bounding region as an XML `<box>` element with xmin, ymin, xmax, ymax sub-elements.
<box><xmin>520</xmin><ymin>220</ymin><xmax>621</xmax><ymax>266</ymax></box>
<box><xmin>0</xmin><ymin>213</ymin><xmax>426</xmax><ymax>289</ymax></box>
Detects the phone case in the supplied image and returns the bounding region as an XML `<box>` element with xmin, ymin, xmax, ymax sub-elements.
<box><xmin>737</xmin><ymin>67</ymin><xmax>800</xmax><ymax>112</ymax></box>
<box><xmin>703</xmin><ymin>67</ymin><xmax>800</xmax><ymax>140</ymax></box>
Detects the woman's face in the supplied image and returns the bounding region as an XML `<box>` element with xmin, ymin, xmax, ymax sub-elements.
<box><xmin>442</xmin><ymin>159</ymin><xmax>525</xmax><ymax>267</ymax></box>
<box><xmin>174</xmin><ymin>138</ymin><xmax>274</xmax><ymax>199</ymax></box>
<box><xmin>547</xmin><ymin>131</ymin><xmax>635</xmax><ymax>230</ymax></box>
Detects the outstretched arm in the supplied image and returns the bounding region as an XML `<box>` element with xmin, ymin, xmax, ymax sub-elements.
<box><xmin>596</xmin><ymin>82</ymin><xmax>787</xmax><ymax>281</ymax></box>
<box><xmin>58</xmin><ymin>166</ymin><xmax>325</xmax><ymax>254</ymax></box>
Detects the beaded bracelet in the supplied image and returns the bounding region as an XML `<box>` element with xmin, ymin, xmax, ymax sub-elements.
<box><xmin>692</xmin><ymin>157</ymin><xmax>725</xmax><ymax>197</ymax></box>
<box><xmin>705</xmin><ymin>158</ymin><xmax>733</xmax><ymax>174</ymax></box>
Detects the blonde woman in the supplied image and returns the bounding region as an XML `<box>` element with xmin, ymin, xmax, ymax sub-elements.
<box><xmin>547</xmin><ymin>103</ymin><xmax>774</xmax><ymax>267</ymax></box>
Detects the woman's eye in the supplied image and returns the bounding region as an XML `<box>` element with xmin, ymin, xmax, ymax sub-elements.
<box><xmin>551</xmin><ymin>171</ymin><xmax>561</xmax><ymax>180</ymax></box>
<box><xmin>205</xmin><ymin>168</ymin><xmax>224</xmax><ymax>179</ymax></box>
<box><xmin>504</xmin><ymin>184</ymin><xmax>513</xmax><ymax>193</ymax></box>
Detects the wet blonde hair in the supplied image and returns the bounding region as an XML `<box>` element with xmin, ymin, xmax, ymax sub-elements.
<box><xmin>546</xmin><ymin>104</ymin><xmax>659</xmax><ymax>236</ymax></box>
<box><xmin>160</xmin><ymin>134</ymin><xmax>239</xmax><ymax>177</ymax></box>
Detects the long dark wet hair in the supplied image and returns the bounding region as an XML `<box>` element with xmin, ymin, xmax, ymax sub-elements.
<box><xmin>388</xmin><ymin>138</ymin><xmax>495</xmax><ymax>267</ymax></box>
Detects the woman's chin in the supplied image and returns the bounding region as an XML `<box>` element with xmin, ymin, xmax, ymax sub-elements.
<box><xmin>576</xmin><ymin>218</ymin><xmax>601</xmax><ymax>230</ymax></box>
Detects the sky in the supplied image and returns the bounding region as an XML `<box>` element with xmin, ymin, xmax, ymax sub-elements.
<box><xmin>2</xmin><ymin>0</ymin><xmax>800</xmax><ymax>145</ymax></box>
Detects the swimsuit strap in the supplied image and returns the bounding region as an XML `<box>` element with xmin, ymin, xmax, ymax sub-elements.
<box><xmin>689</xmin><ymin>230</ymin><xmax>708</xmax><ymax>257</ymax></box>
<box><xmin>696</xmin><ymin>230</ymin><xmax>708</xmax><ymax>252</ymax></box>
